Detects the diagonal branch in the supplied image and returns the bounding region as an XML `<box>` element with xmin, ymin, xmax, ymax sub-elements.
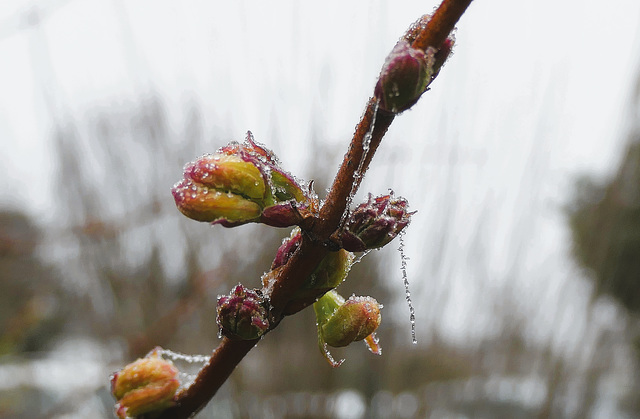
<box><xmin>152</xmin><ymin>0</ymin><xmax>473</xmax><ymax>417</ymax></box>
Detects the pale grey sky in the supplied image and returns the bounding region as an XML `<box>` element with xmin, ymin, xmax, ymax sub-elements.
<box><xmin>0</xmin><ymin>0</ymin><xmax>639</xmax><ymax>357</ymax></box>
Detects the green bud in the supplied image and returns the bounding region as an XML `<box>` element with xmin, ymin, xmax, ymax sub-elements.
<box><xmin>172</xmin><ymin>132</ymin><xmax>317</xmax><ymax>228</ymax></box>
<box><xmin>172</xmin><ymin>179</ymin><xmax>262</xmax><ymax>223</ymax></box>
<box><xmin>308</xmin><ymin>249</ymin><xmax>355</xmax><ymax>291</ymax></box>
<box><xmin>276</xmin><ymin>244</ymin><xmax>355</xmax><ymax>315</ymax></box>
<box><xmin>111</xmin><ymin>348</ymin><xmax>180</xmax><ymax>418</ymax></box>
<box><xmin>270</xmin><ymin>170</ymin><xmax>306</xmax><ymax>203</ymax></box>
<box><xmin>314</xmin><ymin>290</ymin><xmax>382</xmax><ymax>367</ymax></box>
<box><xmin>185</xmin><ymin>154</ymin><xmax>266</xmax><ymax>200</ymax></box>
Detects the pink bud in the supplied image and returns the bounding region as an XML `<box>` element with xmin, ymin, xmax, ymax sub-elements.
<box><xmin>184</xmin><ymin>154</ymin><xmax>265</xmax><ymax>200</ymax></box>
<box><xmin>375</xmin><ymin>13</ymin><xmax>456</xmax><ymax>114</ymax></box>
<box><xmin>374</xmin><ymin>40</ymin><xmax>434</xmax><ymax>113</ymax></box>
<box><xmin>216</xmin><ymin>284</ymin><xmax>270</xmax><ymax>340</ymax></box>
<box><xmin>341</xmin><ymin>193</ymin><xmax>413</xmax><ymax>252</ymax></box>
<box><xmin>172</xmin><ymin>132</ymin><xmax>317</xmax><ymax>228</ymax></box>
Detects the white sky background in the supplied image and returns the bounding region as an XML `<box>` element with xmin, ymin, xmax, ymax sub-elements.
<box><xmin>0</xmin><ymin>0</ymin><xmax>639</xmax><ymax>356</ymax></box>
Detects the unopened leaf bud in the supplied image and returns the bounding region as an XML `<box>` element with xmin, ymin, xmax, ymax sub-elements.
<box><xmin>314</xmin><ymin>290</ymin><xmax>382</xmax><ymax>367</ymax></box>
<box><xmin>216</xmin><ymin>284</ymin><xmax>270</xmax><ymax>340</ymax></box>
<box><xmin>341</xmin><ymin>193</ymin><xmax>413</xmax><ymax>252</ymax></box>
<box><xmin>111</xmin><ymin>348</ymin><xmax>180</xmax><ymax>419</ymax></box>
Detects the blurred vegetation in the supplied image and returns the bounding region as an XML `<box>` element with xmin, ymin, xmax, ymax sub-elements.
<box><xmin>2</xmin><ymin>86</ymin><xmax>640</xmax><ymax>417</ymax></box>
<box><xmin>0</xmin><ymin>211</ymin><xmax>70</xmax><ymax>355</ymax></box>
<box><xmin>567</xmin><ymin>68</ymin><xmax>640</xmax><ymax>416</ymax></box>
<box><xmin>568</xmin><ymin>141</ymin><xmax>640</xmax><ymax>314</ymax></box>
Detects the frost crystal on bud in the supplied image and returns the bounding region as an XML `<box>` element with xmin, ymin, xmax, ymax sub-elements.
<box><xmin>341</xmin><ymin>193</ymin><xmax>413</xmax><ymax>252</ymax></box>
<box><xmin>216</xmin><ymin>284</ymin><xmax>270</xmax><ymax>340</ymax></box>
<box><xmin>172</xmin><ymin>131</ymin><xmax>317</xmax><ymax>228</ymax></box>
<box><xmin>314</xmin><ymin>290</ymin><xmax>382</xmax><ymax>367</ymax></box>
<box><xmin>110</xmin><ymin>348</ymin><xmax>180</xmax><ymax>419</ymax></box>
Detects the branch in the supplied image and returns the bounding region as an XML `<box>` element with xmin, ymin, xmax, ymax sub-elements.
<box><xmin>152</xmin><ymin>0</ymin><xmax>473</xmax><ymax>417</ymax></box>
<box><xmin>413</xmin><ymin>0</ymin><xmax>473</xmax><ymax>51</ymax></box>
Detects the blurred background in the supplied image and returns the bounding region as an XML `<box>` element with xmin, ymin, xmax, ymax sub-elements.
<box><xmin>1</xmin><ymin>0</ymin><xmax>640</xmax><ymax>418</ymax></box>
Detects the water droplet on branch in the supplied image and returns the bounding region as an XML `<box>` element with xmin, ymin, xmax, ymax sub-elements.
<box><xmin>398</xmin><ymin>232</ymin><xmax>417</xmax><ymax>344</ymax></box>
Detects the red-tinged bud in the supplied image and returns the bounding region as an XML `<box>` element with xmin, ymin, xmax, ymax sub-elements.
<box><xmin>216</xmin><ymin>284</ymin><xmax>270</xmax><ymax>340</ymax></box>
<box><xmin>261</xmin><ymin>200</ymin><xmax>316</xmax><ymax>228</ymax></box>
<box><xmin>375</xmin><ymin>14</ymin><xmax>456</xmax><ymax>114</ymax></box>
<box><xmin>172</xmin><ymin>131</ymin><xmax>317</xmax><ymax>228</ymax></box>
<box><xmin>406</xmin><ymin>14</ymin><xmax>455</xmax><ymax>87</ymax></box>
<box><xmin>270</xmin><ymin>170</ymin><xmax>306</xmax><ymax>203</ymax></box>
<box><xmin>275</xmin><ymin>246</ymin><xmax>355</xmax><ymax>315</ymax></box>
<box><xmin>219</xmin><ymin>131</ymin><xmax>278</xmax><ymax>166</ymax></box>
<box><xmin>111</xmin><ymin>348</ymin><xmax>180</xmax><ymax>419</ymax></box>
<box><xmin>184</xmin><ymin>154</ymin><xmax>265</xmax><ymax>200</ymax></box>
<box><xmin>271</xmin><ymin>228</ymin><xmax>303</xmax><ymax>270</ymax></box>
<box><xmin>314</xmin><ymin>290</ymin><xmax>382</xmax><ymax>367</ymax></box>
<box><xmin>341</xmin><ymin>193</ymin><xmax>413</xmax><ymax>252</ymax></box>
<box><xmin>172</xmin><ymin>179</ymin><xmax>262</xmax><ymax>223</ymax></box>
<box><xmin>374</xmin><ymin>40</ymin><xmax>434</xmax><ymax>114</ymax></box>
<box><xmin>264</xmin><ymin>228</ymin><xmax>355</xmax><ymax>315</ymax></box>
<box><xmin>431</xmin><ymin>36</ymin><xmax>455</xmax><ymax>81</ymax></box>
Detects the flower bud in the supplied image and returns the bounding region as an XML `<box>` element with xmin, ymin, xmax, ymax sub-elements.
<box><xmin>270</xmin><ymin>170</ymin><xmax>306</xmax><ymax>203</ymax></box>
<box><xmin>216</xmin><ymin>284</ymin><xmax>270</xmax><ymax>340</ymax></box>
<box><xmin>374</xmin><ymin>40</ymin><xmax>434</xmax><ymax>114</ymax></box>
<box><xmin>271</xmin><ymin>227</ymin><xmax>303</xmax><ymax>270</ymax></box>
<box><xmin>263</xmin><ymin>228</ymin><xmax>356</xmax><ymax>315</ymax></box>
<box><xmin>341</xmin><ymin>193</ymin><xmax>413</xmax><ymax>252</ymax></box>
<box><xmin>172</xmin><ymin>178</ymin><xmax>262</xmax><ymax>223</ymax></box>
<box><xmin>314</xmin><ymin>290</ymin><xmax>382</xmax><ymax>367</ymax></box>
<box><xmin>308</xmin><ymin>249</ymin><xmax>355</xmax><ymax>291</ymax></box>
<box><xmin>172</xmin><ymin>132</ymin><xmax>317</xmax><ymax>228</ymax></box>
<box><xmin>375</xmin><ymin>14</ymin><xmax>456</xmax><ymax>114</ymax></box>
<box><xmin>431</xmin><ymin>36</ymin><xmax>455</xmax><ymax>82</ymax></box>
<box><xmin>111</xmin><ymin>348</ymin><xmax>180</xmax><ymax>419</ymax></box>
<box><xmin>259</xmin><ymin>201</ymin><xmax>308</xmax><ymax>228</ymax></box>
<box><xmin>184</xmin><ymin>154</ymin><xmax>265</xmax><ymax>200</ymax></box>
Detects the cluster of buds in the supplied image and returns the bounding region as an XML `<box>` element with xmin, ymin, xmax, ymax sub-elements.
<box><xmin>216</xmin><ymin>284</ymin><xmax>270</xmax><ymax>340</ymax></box>
<box><xmin>314</xmin><ymin>290</ymin><xmax>382</xmax><ymax>367</ymax></box>
<box><xmin>264</xmin><ymin>228</ymin><xmax>355</xmax><ymax>315</ymax></box>
<box><xmin>341</xmin><ymin>193</ymin><xmax>413</xmax><ymax>252</ymax></box>
<box><xmin>110</xmin><ymin>348</ymin><xmax>180</xmax><ymax>418</ymax></box>
<box><xmin>375</xmin><ymin>14</ymin><xmax>455</xmax><ymax>114</ymax></box>
<box><xmin>172</xmin><ymin>132</ymin><xmax>316</xmax><ymax>228</ymax></box>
